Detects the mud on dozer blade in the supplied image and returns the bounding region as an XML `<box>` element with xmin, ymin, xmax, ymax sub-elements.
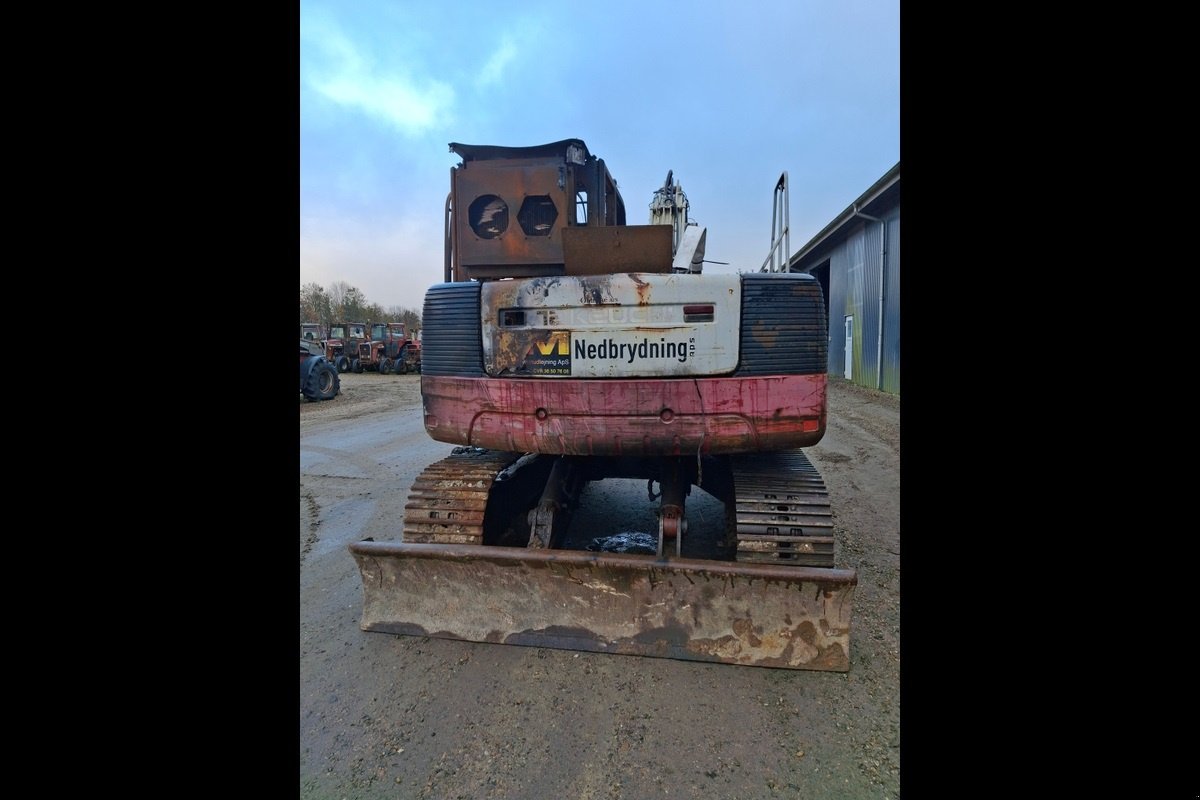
<box><xmin>350</xmin><ymin>540</ymin><xmax>855</xmax><ymax>671</ymax></box>
<box><xmin>348</xmin><ymin>138</ymin><xmax>858</xmax><ymax>671</ymax></box>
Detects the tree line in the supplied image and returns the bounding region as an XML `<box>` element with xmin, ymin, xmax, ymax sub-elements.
<box><xmin>300</xmin><ymin>281</ymin><xmax>422</xmax><ymax>335</ymax></box>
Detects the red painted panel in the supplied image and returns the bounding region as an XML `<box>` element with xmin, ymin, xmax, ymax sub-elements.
<box><xmin>421</xmin><ymin>374</ymin><xmax>826</xmax><ymax>456</ymax></box>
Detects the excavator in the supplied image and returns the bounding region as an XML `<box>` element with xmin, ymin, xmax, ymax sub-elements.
<box><xmin>349</xmin><ymin>139</ymin><xmax>857</xmax><ymax>671</ymax></box>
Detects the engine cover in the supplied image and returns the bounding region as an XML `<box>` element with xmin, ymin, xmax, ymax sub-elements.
<box><xmin>481</xmin><ymin>273</ymin><xmax>742</xmax><ymax>377</ymax></box>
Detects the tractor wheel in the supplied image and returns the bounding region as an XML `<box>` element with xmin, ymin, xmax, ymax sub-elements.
<box><xmin>335</xmin><ymin>356</ymin><xmax>350</xmax><ymax>374</ymax></box>
<box><xmin>397</xmin><ymin>359</ymin><xmax>408</xmax><ymax>375</ymax></box>
<box><xmin>352</xmin><ymin>359</ymin><xmax>363</xmax><ymax>374</ymax></box>
<box><xmin>379</xmin><ymin>358</ymin><xmax>392</xmax><ymax>375</ymax></box>
<box><xmin>302</xmin><ymin>361</ymin><xmax>341</xmax><ymax>401</ymax></box>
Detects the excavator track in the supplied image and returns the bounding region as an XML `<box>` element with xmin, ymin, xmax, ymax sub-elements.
<box><xmin>352</xmin><ymin>446</ymin><xmax>855</xmax><ymax>671</ymax></box>
<box><xmin>730</xmin><ymin>449</ymin><xmax>834</xmax><ymax>567</ymax></box>
<box><xmin>402</xmin><ymin>448</ymin><xmax>521</xmax><ymax>544</ymax></box>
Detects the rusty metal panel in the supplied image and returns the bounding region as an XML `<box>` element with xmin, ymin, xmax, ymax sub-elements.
<box><xmin>560</xmin><ymin>225</ymin><xmax>673</xmax><ymax>275</ymax></box>
<box><xmin>453</xmin><ymin>159</ymin><xmax>570</xmax><ymax>274</ymax></box>
<box><xmin>350</xmin><ymin>540</ymin><xmax>855</xmax><ymax>671</ymax></box>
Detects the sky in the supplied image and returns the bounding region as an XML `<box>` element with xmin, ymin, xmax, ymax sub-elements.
<box><xmin>300</xmin><ymin>0</ymin><xmax>899</xmax><ymax>313</ymax></box>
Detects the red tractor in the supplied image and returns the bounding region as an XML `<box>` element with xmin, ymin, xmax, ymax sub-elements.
<box><xmin>370</xmin><ymin>322</ymin><xmax>421</xmax><ymax>374</ymax></box>
<box><xmin>299</xmin><ymin>323</ymin><xmax>326</xmax><ymax>347</ymax></box>
<box><xmin>325</xmin><ymin>322</ymin><xmax>369</xmax><ymax>373</ymax></box>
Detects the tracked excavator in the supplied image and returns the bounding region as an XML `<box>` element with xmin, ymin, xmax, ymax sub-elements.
<box><xmin>349</xmin><ymin>139</ymin><xmax>857</xmax><ymax>671</ymax></box>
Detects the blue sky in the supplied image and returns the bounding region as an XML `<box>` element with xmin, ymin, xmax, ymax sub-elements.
<box><xmin>300</xmin><ymin>0</ymin><xmax>899</xmax><ymax>313</ymax></box>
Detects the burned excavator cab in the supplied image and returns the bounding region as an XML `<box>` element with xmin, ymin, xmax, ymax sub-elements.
<box><xmin>446</xmin><ymin>139</ymin><xmax>678</xmax><ymax>281</ymax></box>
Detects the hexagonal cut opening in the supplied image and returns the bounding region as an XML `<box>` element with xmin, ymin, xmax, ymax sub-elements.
<box><xmin>517</xmin><ymin>195</ymin><xmax>558</xmax><ymax>236</ymax></box>
<box><xmin>469</xmin><ymin>195</ymin><xmax>508</xmax><ymax>239</ymax></box>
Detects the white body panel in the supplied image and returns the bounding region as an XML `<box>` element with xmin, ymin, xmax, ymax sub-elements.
<box><xmin>481</xmin><ymin>273</ymin><xmax>742</xmax><ymax>378</ymax></box>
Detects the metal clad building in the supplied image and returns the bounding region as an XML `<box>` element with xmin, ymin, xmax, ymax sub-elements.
<box><xmin>789</xmin><ymin>163</ymin><xmax>900</xmax><ymax>395</ymax></box>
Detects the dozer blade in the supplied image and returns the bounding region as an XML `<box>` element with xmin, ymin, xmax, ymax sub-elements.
<box><xmin>349</xmin><ymin>540</ymin><xmax>857</xmax><ymax>671</ymax></box>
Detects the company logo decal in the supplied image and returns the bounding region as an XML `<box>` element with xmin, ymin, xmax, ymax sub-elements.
<box><xmin>525</xmin><ymin>331</ymin><xmax>571</xmax><ymax>375</ymax></box>
<box><xmin>525</xmin><ymin>332</ymin><xmax>698</xmax><ymax>374</ymax></box>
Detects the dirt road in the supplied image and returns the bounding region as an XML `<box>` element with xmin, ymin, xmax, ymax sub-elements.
<box><xmin>300</xmin><ymin>372</ymin><xmax>900</xmax><ymax>799</ymax></box>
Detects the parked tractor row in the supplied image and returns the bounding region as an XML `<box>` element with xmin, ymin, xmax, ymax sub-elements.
<box><xmin>300</xmin><ymin>321</ymin><xmax>421</xmax><ymax>375</ymax></box>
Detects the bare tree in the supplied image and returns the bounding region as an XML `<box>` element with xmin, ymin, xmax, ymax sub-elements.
<box><xmin>300</xmin><ymin>283</ymin><xmax>422</xmax><ymax>332</ymax></box>
<box><xmin>327</xmin><ymin>282</ymin><xmax>352</xmax><ymax>319</ymax></box>
<box><xmin>300</xmin><ymin>283</ymin><xmax>333</xmax><ymax>327</ymax></box>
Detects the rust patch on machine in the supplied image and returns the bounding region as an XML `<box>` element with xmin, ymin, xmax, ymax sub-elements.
<box><xmin>629</xmin><ymin>273</ymin><xmax>652</xmax><ymax>306</ymax></box>
<box><xmin>561</xmin><ymin>225</ymin><xmax>673</xmax><ymax>275</ymax></box>
<box><xmin>750</xmin><ymin>319</ymin><xmax>779</xmax><ymax>349</ymax></box>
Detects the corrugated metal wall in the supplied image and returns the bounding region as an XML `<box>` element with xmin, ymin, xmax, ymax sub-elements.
<box><xmin>829</xmin><ymin>236</ymin><xmax>859</xmax><ymax>381</ymax></box>
<box><xmin>882</xmin><ymin>215</ymin><xmax>899</xmax><ymax>393</ymax></box>
<box><xmin>826</xmin><ymin>205</ymin><xmax>899</xmax><ymax>394</ymax></box>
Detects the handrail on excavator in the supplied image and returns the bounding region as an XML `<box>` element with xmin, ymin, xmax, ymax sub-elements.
<box><xmin>759</xmin><ymin>171</ymin><xmax>790</xmax><ymax>273</ymax></box>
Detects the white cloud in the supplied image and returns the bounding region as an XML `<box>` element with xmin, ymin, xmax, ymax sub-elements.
<box><xmin>312</xmin><ymin>73</ymin><xmax>454</xmax><ymax>134</ymax></box>
<box><xmin>301</xmin><ymin>13</ymin><xmax>454</xmax><ymax>136</ymax></box>
<box><xmin>478</xmin><ymin>38</ymin><xmax>518</xmax><ymax>88</ymax></box>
